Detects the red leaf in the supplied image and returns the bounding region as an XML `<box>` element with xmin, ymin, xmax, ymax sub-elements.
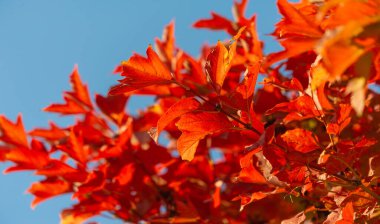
<box><xmin>155</xmin><ymin>21</ymin><xmax>176</xmax><ymax>64</ymax></box>
<box><xmin>336</xmin><ymin>202</ymin><xmax>354</xmax><ymax>224</ymax></box>
<box><xmin>58</xmin><ymin>129</ymin><xmax>89</xmax><ymax>164</ymax></box>
<box><xmin>60</xmin><ymin>211</ymin><xmax>94</xmax><ymax>224</ymax></box>
<box><xmin>109</xmin><ymin>46</ymin><xmax>173</xmax><ymax>95</ymax></box>
<box><xmin>44</xmin><ymin>67</ymin><xmax>92</xmax><ymax>115</ymax></box>
<box><xmin>193</xmin><ymin>12</ymin><xmax>235</xmax><ymax>35</ymax></box>
<box><xmin>238</xmin><ymin>147</ymin><xmax>267</xmax><ymax>184</ymax></box>
<box><xmin>28</xmin><ymin>178</ymin><xmax>71</xmax><ymax>208</ymax></box>
<box><xmin>150</xmin><ymin>97</ymin><xmax>201</xmax><ymax>143</ymax></box>
<box><xmin>176</xmin><ymin>112</ymin><xmax>233</xmax><ymax>161</ymax></box>
<box><xmin>29</xmin><ymin>122</ymin><xmax>67</xmax><ymax>141</ymax></box>
<box><xmin>114</xmin><ymin>163</ymin><xmax>135</xmax><ymax>185</ymax></box>
<box><xmin>0</xmin><ymin>115</ymin><xmax>28</xmax><ymax>147</ymax></box>
<box><xmin>234</xmin><ymin>63</ymin><xmax>260</xmax><ymax>101</ymax></box>
<box><xmin>275</xmin><ymin>0</ymin><xmax>322</xmax><ymax>38</ymax></box>
<box><xmin>281</xmin><ymin>128</ymin><xmax>319</xmax><ymax>153</ymax></box>
<box><xmin>68</xmin><ymin>66</ymin><xmax>92</xmax><ymax>108</ymax></box>
<box><xmin>266</xmin><ymin>95</ymin><xmax>320</xmax><ymax>123</ymax></box>
<box><xmin>4</xmin><ymin>139</ymin><xmax>50</xmax><ymax>173</ymax></box>
<box><xmin>239</xmin><ymin>188</ymin><xmax>286</xmax><ymax>211</ymax></box>
<box><xmin>36</xmin><ymin>160</ymin><xmax>87</xmax><ymax>182</ymax></box>
<box><xmin>205</xmin><ymin>41</ymin><xmax>236</xmax><ymax>93</ymax></box>
<box><xmin>266</xmin><ymin>37</ymin><xmax>318</xmax><ymax>66</ymax></box>
<box><xmin>327</xmin><ymin>104</ymin><xmax>352</xmax><ymax>135</ymax></box>
<box><xmin>44</xmin><ymin>95</ymin><xmax>88</xmax><ymax>114</ymax></box>
<box><xmin>95</xmin><ymin>94</ymin><xmax>128</xmax><ymax>126</ymax></box>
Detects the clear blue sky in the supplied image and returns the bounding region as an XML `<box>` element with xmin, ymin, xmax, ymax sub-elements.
<box><xmin>0</xmin><ymin>1</ymin><xmax>280</xmax><ymax>223</ymax></box>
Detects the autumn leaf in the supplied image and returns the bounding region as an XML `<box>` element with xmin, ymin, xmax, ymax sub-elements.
<box><xmin>176</xmin><ymin>112</ymin><xmax>233</xmax><ymax>161</ymax></box>
<box><xmin>28</xmin><ymin>177</ymin><xmax>71</xmax><ymax>208</ymax></box>
<box><xmin>236</xmin><ymin>64</ymin><xmax>259</xmax><ymax>100</ymax></box>
<box><xmin>266</xmin><ymin>95</ymin><xmax>320</xmax><ymax>123</ymax></box>
<box><xmin>266</xmin><ymin>38</ymin><xmax>318</xmax><ymax>66</ymax></box>
<box><xmin>57</xmin><ymin>129</ymin><xmax>89</xmax><ymax>164</ymax></box>
<box><xmin>193</xmin><ymin>12</ymin><xmax>235</xmax><ymax>35</ymax></box>
<box><xmin>275</xmin><ymin>0</ymin><xmax>322</xmax><ymax>38</ymax></box>
<box><xmin>29</xmin><ymin>122</ymin><xmax>67</xmax><ymax>141</ymax></box>
<box><xmin>281</xmin><ymin>128</ymin><xmax>319</xmax><ymax>153</ymax></box>
<box><xmin>0</xmin><ymin>115</ymin><xmax>28</xmax><ymax>147</ymax></box>
<box><xmin>205</xmin><ymin>40</ymin><xmax>236</xmax><ymax>93</ymax></box>
<box><xmin>3</xmin><ymin>139</ymin><xmax>50</xmax><ymax>173</ymax></box>
<box><xmin>326</xmin><ymin>104</ymin><xmax>352</xmax><ymax>135</ymax></box>
<box><xmin>44</xmin><ymin>67</ymin><xmax>92</xmax><ymax>115</ymax></box>
<box><xmin>109</xmin><ymin>46</ymin><xmax>173</xmax><ymax>95</ymax></box>
<box><xmin>238</xmin><ymin>147</ymin><xmax>267</xmax><ymax>184</ymax></box>
<box><xmin>155</xmin><ymin>21</ymin><xmax>176</xmax><ymax>65</ymax></box>
<box><xmin>0</xmin><ymin>0</ymin><xmax>379</xmax><ymax>223</ymax></box>
<box><xmin>266</xmin><ymin>0</ymin><xmax>323</xmax><ymax>66</ymax></box>
<box><xmin>336</xmin><ymin>202</ymin><xmax>354</xmax><ymax>224</ymax></box>
<box><xmin>114</xmin><ymin>163</ymin><xmax>135</xmax><ymax>185</ymax></box>
<box><xmin>95</xmin><ymin>94</ymin><xmax>128</xmax><ymax>126</ymax></box>
<box><xmin>150</xmin><ymin>97</ymin><xmax>201</xmax><ymax>143</ymax></box>
<box><xmin>68</xmin><ymin>66</ymin><xmax>92</xmax><ymax>108</ymax></box>
<box><xmin>60</xmin><ymin>210</ymin><xmax>94</xmax><ymax>224</ymax></box>
<box><xmin>36</xmin><ymin>160</ymin><xmax>87</xmax><ymax>182</ymax></box>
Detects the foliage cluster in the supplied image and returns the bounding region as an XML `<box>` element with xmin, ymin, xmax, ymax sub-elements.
<box><xmin>1</xmin><ymin>0</ymin><xmax>380</xmax><ymax>223</ymax></box>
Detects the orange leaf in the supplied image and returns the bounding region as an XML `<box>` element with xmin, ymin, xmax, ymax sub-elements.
<box><xmin>239</xmin><ymin>188</ymin><xmax>286</xmax><ymax>211</ymax></box>
<box><xmin>68</xmin><ymin>66</ymin><xmax>92</xmax><ymax>108</ymax></box>
<box><xmin>281</xmin><ymin>128</ymin><xmax>319</xmax><ymax>153</ymax></box>
<box><xmin>155</xmin><ymin>21</ymin><xmax>176</xmax><ymax>64</ymax></box>
<box><xmin>275</xmin><ymin>0</ymin><xmax>322</xmax><ymax>38</ymax></box>
<box><xmin>44</xmin><ymin>67</ymin><xmax>92</xmax><ymax>115</ymax></box>
<box><xmin>114</xmin><ymin>163</ymin><xmax>135</xmax><ymax>185</ymax></box>
<box><xmin>36</xmin><ymin>160</ymin><xmax>87</xmax><ymax>182</ymax></box>
<box><xmin>109</xmin><ymin>46</ymin><xmax>172</xmax><ymax>95</ymax></box>
<box><xmin>193</xmin><ymin>12</ymin><xmax>235</xmax><ymax>35</ymax></box>
<box><xmin>60</xmin><ymin>210</ymin><xmax>94</xmax><ymax>224</ymax></box>
<box><xmin>176</xmin><ymin>112</ymin><xmax>233</xmax><ymax>161</ymax></box>
<box><xmin>266</xmin><ymin>0</ymin><xmax>323</xmax><ymax>66</ymax></box>
<box><xmin>266</xmin><ymin>37</ymin><xmax>318</xmax><ymax>66</ymax></box>
<box><xmin>28</xmin><ymin>178</ymin><xmax>71</xmax><ymax>208</ymax></box>
<box><xmin>0</xmin><ymin>114</ymin><xmax>28</xmax><ymax>147</ymax></box>
<box><xmin>236</xmin><ymin>63</ymin><xmax>260</xmax><ymax>100</ymax></box>
<box><xmin>150</xmin><ymin>97</ymin><xmax>200</xmax><ymax>143</ymax></box>
<box><xmin>176</xmin><ymin>131</ymin><xmax>206</xmax><ymax>162</ymax></box>
<box><xmin>238</xmin><ymin>147</ymin><xmax>267</xmax><ymax>184</ymax></box>
<box><xmin>95</xmin><ymin>94</ymin><xmax>128</xmax><ymax>126</ymax></box>
<box><xmin>266</xmin><ymin>95</ymin><xmax>320</xmax><ymax>123</ymax></box>
<box><xmin>336</xmin><ymin>202</ymin><xmax>354</xmax><ymax>224</ymax></box>
<box><xmin>326</xmin><ymin>104</ymin><xmax>352</xmax><ymax>135</ymax></box>
<box><xmin>29</xmin><ymin>122</ymin><xmax>67</xmax><ymax>141</ymax></box>
<box><xmin>205</xmin><ymin>41</ymin><xmax>236</xmax><ymax>93</ymax></box>
<box><xmin>58</xmin><ymin>129</ymin><xmax>89</xmax><ymax>164</ymax></box>
<box><xmin>4</xmin><ymin>139</ymin><xmax>50</xmax><ymax>172</ymax></box>
<box><xmin>176</xmin><ymin>112</ymin><xmax>232</xmax><ymax>133</ymax></box>
<box><xmin>44</xmin><ymin>95</ymin><xmax>88</xmax><ymax>114</ymax></box>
